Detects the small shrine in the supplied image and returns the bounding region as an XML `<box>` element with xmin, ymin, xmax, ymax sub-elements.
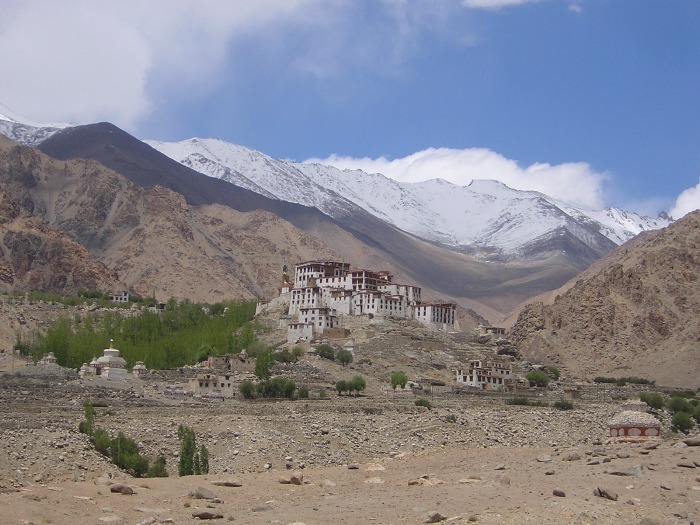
<box><xmin>37</xmin><ymin>352</ymin><xmax>58</xmax><ymax>366</ymax></box>
<box><xmin>608</xmin><ymin>401</ymin><xmax>661</xmax><ymax>440</ymax></box>
<box><xmin>132</xmin><ymin>361</ymin><xmax>148</xmax><ymax>377</ymax></box>
<box><xmin>78</xmin><ymin>339</ymin><xmax>128</xmax><ymax>379</ymax></box>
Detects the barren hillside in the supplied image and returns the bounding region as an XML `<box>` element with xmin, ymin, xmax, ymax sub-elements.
<box><xmin>511</xmin><ymin>210</ymin><xmax>700</xmax><ymax>389</ymax></box>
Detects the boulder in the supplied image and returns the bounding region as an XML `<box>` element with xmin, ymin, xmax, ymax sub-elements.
<box><xmin>109</xmin><ymin>484</ymin><xmax>134</xmax><ymax>495</ymax></box>
<box><xmin>682</xmin><ymin>435</ymin><xmax>700</xmax><ymax>446</ymax></box>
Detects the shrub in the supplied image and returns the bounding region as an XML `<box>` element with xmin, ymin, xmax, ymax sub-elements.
<box><xmin>507</xmin><ymin>397</ymin><xmax>531</xmax><ymax>406</ymax></box>
<box><xmin>545</xmin><ymin>366</ymin><xmax>560</xmax><ymax>381</ymax></box>
<box><xmin>526</xmin><ymin>371</ymin><xmax>549</xmax><ymax>388</ymax></box>
<box><xmin>390</xmin><ymin>371</ymin><xmax>408</xmax><ymax>390</ymax></box>
<box><xmin>147</xmin><ymin>455</ymin><xmax>168</xmax><ymax>477</ymax></box>
<box><xmin>667</xmin><ymin>396</ymin><xmax>692</xmax><ymax>414</ymax></box>
<box><xmin>553</xmin><ymin>400</ymin><xmax>574</xmax><ymax>411</ymax></box>
<box><xmin>672</xmin><ymin>412</ymin><xmax>695</xmax><ymax>434</ymax></box>
<box><xmin>298</xmin><ymin>386</ymin><xmax>309</xmax><ymax>399</ymax></box>
<box><xmin>693</xmin><ymin>405</ymin><xmax>700</xmax><ymax>424</ymax></box>
<box><xmin>415</xmin><ymin>398</ymin><xmax>432</xmax><ymax>410</ymax></box>
<box><xmin>639</xmin><ymin>392</ymin><xmax>665</xmax><ymax>410</ymax></box>
<box><xmin>315</xmin><ymin>344</ymin><xmax>335</xmax><ymax>360</ymax></box>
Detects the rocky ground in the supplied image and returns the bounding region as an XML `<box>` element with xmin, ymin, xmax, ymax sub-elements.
<box><xmin>0</xmin><ymin>370</ymin><xmax>699</xmax><ymax>525</ymax></box>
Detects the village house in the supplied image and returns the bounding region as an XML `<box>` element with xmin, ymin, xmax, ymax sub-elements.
<box><xmin>109</xmin><ymin>291</ymin><xmax>130</xmax><ymax>304</ymax></box>
<box><xmin>456</xmin><ymin>359</ymin><xmax>514</xmax><ymax>391</ymax></box>
<box><xmin>188</xmin><ymin>372</ymin><xmax>237</xmax><ymax>398</ymax></box>
<box><xmin>276</xmin><ymin>260</ymin><xmax>457</xmax><ymax>342</ymax></box>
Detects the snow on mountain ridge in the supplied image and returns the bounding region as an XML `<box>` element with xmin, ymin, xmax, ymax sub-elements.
<box><xmin>145</xmin><ymin>137</ymin><xmax>670</xmax><ymax>257</ymax></box>
<box><xmin>0</xmin><ymin>104</ymin><xmax>71</xmax><ymax>146</ymax></box>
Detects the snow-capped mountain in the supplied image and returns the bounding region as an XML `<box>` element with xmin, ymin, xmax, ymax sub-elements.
<box><xmin>0</xmin><ymin>104</ymin><xmax>70</xmax><ymax>146</ymax></box>
<box><xmin>145</xmin><ymin>137</ymin><xmax>670</xmax><ymax>260</ymax></box>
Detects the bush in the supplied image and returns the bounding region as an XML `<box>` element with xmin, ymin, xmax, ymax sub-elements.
<box><xmin>507</xmin><ymin>397</ymin><xmax>531</xmax><ymax>406</ymax></box>
<box><xmin>672</xmin><ymin>412</ymin><xmax>695</xmax><ymax>434</ymax></box>
<box><xmin>693</xmin><ymin>405</ymin><xmax>700</xmax><ymax>424</ymax></box>
<box><xmin>553</xmin><ymin>400</ymin><xmax>574</xmax><ymax>411</ymax></box>
<box><xmin>315</xmin><ymin>344</ymin><xmax>335</xmax><ymax>360</ymax></box>
<box><xmin>545</xmin><ymin>366</ymin><xmax>560</xmax><ymax>381</ymax></box>
<box><xmin>639</xmin><ymin>392</ymin><xmax>665</xmax><ymax>410</ymax></box>
<box><xmin>526</xmin><ymin>371</ymin><xmax>549</xmax><ymax>388</ymax></box>
<box><xmin>415</xmin><ymin>398</ymin><xmax>432</xmax><ymax>410</ymax></box>
<box><xmin>147</xmin><ymin>455</ymin><xmax>168</xmax><ymax>477</ymax></box>
<box><xmin>298</xmin><ymin>386</ymin><xmax>309</xmax><ymax>399</ymax></box>
<box><xmin>239</xmin><ymin>380</ymin><xmax>256</xmax><ymax>399</ymax></box>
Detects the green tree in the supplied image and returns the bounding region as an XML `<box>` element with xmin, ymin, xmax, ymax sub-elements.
<box><xmin>335</xmin><ymin>349</ymin><xmax>353</xmax><ymax>367</ymax></box>
<box><xmin>336</xmin><ymin>380</ymin><xmax>348</xmax><ymax>396</ymax></box>
<box><xmin>199</xmin><ymin>444</ymin><xmax>209</xmax><ymax>474</ymax></box>
<box><xmin>526</xmin><ymin>371</ymin><xmax>550</xmax><ymax>388</ymax></box>
<box><xmin>315</xmin><ymin>344</ymin><xmax>335</xmax><ymax>360</ymax></box>
<box><xmin>254</xmin><ymin>350</ymin><xmax>273</xmax><ymax>380</ymax></box>
<box><xmin>178</xmin><ymin>425</ymin><xmax>196</xmax><ymax>476</ymax></box>
<box><xmin>390</xmin><ymin>371</ymin><xmax>408</xmax><ymax>390</ymax></box>
<box><xmin>639</xmin><ymin>392</ymin><xmax>665</xmax><ymax>410</ymax></box>
<box><xmin>350</xmin><ymin>375</ymin><xmax>366</xmax><ymax>396</ymax></box>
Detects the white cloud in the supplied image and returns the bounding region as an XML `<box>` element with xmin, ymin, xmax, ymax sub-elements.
<box><xmin>568</xmin><ymin>3</ymin><xmax>583</xmax><ymax>14</ymax></box>
<box><xmin>0</xmin><ymin>0</ymin><xmax>316</xmax><ymax>130</ymax></box>
<box><xmin>306</xmin><ymin>147</ymin><xmax>608</xmax><ymax>209</ymax></box>
<box><xmin>670</xmin><ymin>179</ymin><xmax>700</xmax><ymax>219</ymax></box>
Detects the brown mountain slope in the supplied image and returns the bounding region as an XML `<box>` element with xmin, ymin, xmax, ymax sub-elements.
<box><xmin>35</xmin><ymin>123</ymin><xmax>604</xmax><ymax>318</ymax></box>
<box><xmin>0</xmin><ymin>139</ymin><xmax>341</xmax><ymax>302</ymax></box>
<box><xmin>0</xmin><ymin>186</ymin><xmax>120</xmax><ymax>295</ymax></box>
<box><xmin>511</xmin><ymin>210</ymin><xmax>700</xmax><ymax>389</ymax></box>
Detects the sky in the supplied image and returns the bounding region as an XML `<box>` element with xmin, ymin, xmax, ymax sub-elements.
<box><xmin>0</xmin><ymin>0</ymin><xmax>698</xmax><ymax>218</ymax></box>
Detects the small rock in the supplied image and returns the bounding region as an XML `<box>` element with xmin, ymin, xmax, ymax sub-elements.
<box><xmin>211</xmin><ymin>479</ymin><xmax>242</xmax><ymax>487</ymax></box>
<box><xmin>290</xmin><ymin>472</ymin><xmax>304</xmax><ymax>485</ymax></box>
<box><xmin>425</xmin><ymin>511</ymin><xmax>446</xmax><ymax>523</ymax></box>
<box><xmin>552</xmin><ymin>488</ymin><xmax>565</xmax><ymax>497</ymax></box>
<box><xmin>593</xmin><ymin>487</ymin><xmax>618</xmax><ymax>501</ymax></box>
<box><xmin>347</xmin><ymin>463</ymin><xmax>360</xmax><ymax>470</ymax></box>
<box><xmin>562</xmin><ymin>451</ymin><xmax>582</xmax><ymax>461</ymax></box>
<box><xmin>660</xmin><ymin>482</ymin><xmax>672</xmax><ymax>490</ymax></box>
<box><xmin>189</xmin><ymin>487</ymin><xmax>217</xmax><ymax>500</ymax></box>
<box><xmin>677</xmin><ymin>461</ymin><xmax>696</xmax><ymax>468</ymax></box>
<box><xmin>192</xmin><ymin>511</ymin><xmax>223</xmax><ymax>520</ymax></box>
<box><xmin>545</xmin><ymin>469</ymin><xmax>555</xmax><ymax>475</ymax></box>
<box><xmin>536</xmin><ymin>455</ymin><xmax>552</xmax><ymax>463</ymax></box>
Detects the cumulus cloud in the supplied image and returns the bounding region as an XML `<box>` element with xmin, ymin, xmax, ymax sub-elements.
<box><xmin>0</xmin><ymin>0</ymin><xmax>315</xmax><ymax>130</ymax></box>
<box><xmin>306</xmin><ymin>147</ymin><xmax>608</xmax><ymax>209</ymax></box>
<box><xmin>670</xmin><ymin>179</ymin><xmax>700</xmax><ymax>219</ymax></box>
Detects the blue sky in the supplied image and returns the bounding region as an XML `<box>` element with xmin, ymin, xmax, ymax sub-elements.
<box><xmin>0</xmin><ymin>0</ymin><xmax>698</xmax><ymax>217</ymax></box>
